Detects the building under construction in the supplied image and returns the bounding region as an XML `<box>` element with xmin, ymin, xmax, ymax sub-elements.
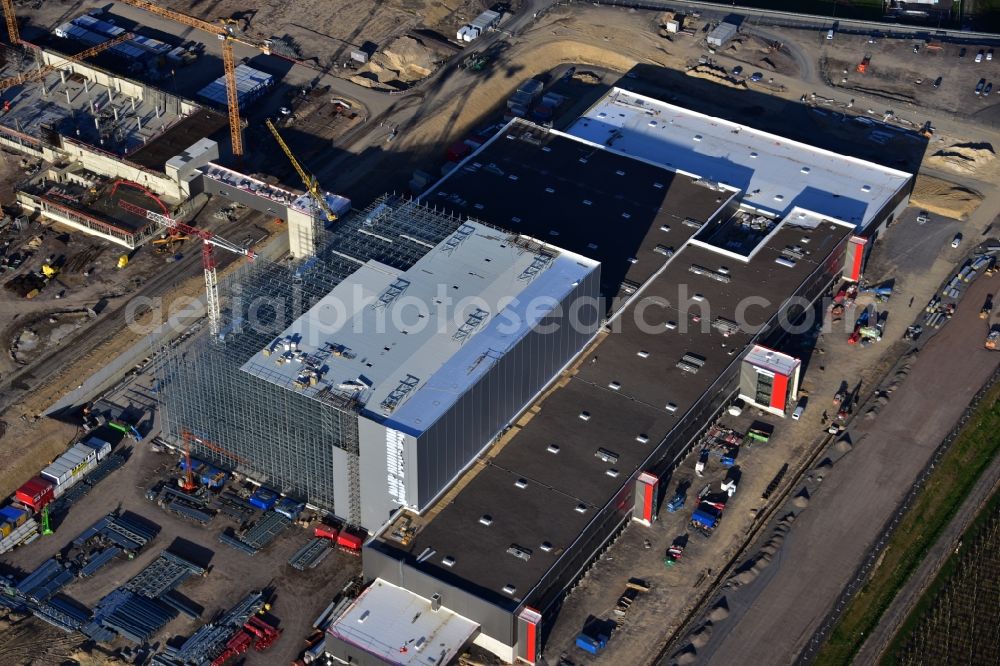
<box><xmin>157</xmin><ymin>195</ymin><xmax>600</xmax><ymax>529</ymax></box>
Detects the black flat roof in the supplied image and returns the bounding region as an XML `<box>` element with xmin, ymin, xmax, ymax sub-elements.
<box><xmin>423</xmin><ymin>121</ymin><xmax>732</xmax><ymax>304</ymax></box>
<box><xmin>129</xmin><ymin>109</ymin><xmax>227</xmax><ymax>171</ymax></box>
<box><xmin>374</xmin><ymin>121</ymin><xmax>855</xmax><ymax>606</ymax></box>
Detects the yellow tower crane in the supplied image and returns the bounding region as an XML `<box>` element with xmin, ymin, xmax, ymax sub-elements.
<box><xmin>265</xmin><ymin>119</ymin><xmax>337</xmax><ymax>224</ymax></box>
<box><xmin>0</xmin><ymin>32</ymin><xmax>134</xmax><ymax>93</ymax></box>
<box><xmin>2</xmin><ymin>0</ymin><xmax>18</xmax><ymax>45</ymax></box>
<box><xmin>118</xmin><ymin>0</ymin><xmax>272</xmax><ymax>159</ymax></box>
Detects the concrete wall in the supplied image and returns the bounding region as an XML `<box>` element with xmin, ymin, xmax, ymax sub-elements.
<box><xmin>59</xmin><ymin>139</ymin><xmax>182</xmax><ymax>201</ymax></box>
<box><xmin>287</xmin><ymin>207</ymin><xmax>317</xmax><ymax>258</ymax></box>
<box><xmin>357</xmin><ymin>418</ymin><xmax>414</xmax><ymax>530</ymax></box>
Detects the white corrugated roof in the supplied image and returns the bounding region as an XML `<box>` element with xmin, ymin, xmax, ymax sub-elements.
<box><xmin>241</xmin><ymin>221</ymin><xmax>598</xmax><ymax>433</ymax></box>
<box><xmin>327</xmin><ymin>578</ymin><xmax>479</xmax><ymax>665</ymax></box>
<box><xmin>568</xmin><ymin>88</ymin><xmax>912</xmax><ymax>231</ymax></box>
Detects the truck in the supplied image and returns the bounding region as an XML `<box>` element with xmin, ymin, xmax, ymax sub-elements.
<box><xmin>248</xmin><ymin>487</ymin><xmax>279</xmax><ymax>511</ymax></box>
<box><xmin>575</xmin><ymin>632</ymin><xmax>609</xmax><ymax>655</ymax></box>
<box><xmin>691</xmin><ymin>500</ymin><xmax>725</xmax><ymax>533</ymax></box>
<box><xmin>664</xmin><ymin>544</ymin><xmax>684</xmax><ymax>566</ymax></box>
<box><xmin>986</xmin><ymin>326</ymin><xmax>1000</xmax><ymax>350</ymax></box>
<box><xmin>666</xmin><ymin>491</ymin><xmax>685</xmax><ymax>513</ymax></box>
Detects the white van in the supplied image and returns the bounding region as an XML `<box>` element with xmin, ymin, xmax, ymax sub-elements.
<box><xmin>827</xmin><ymin>29</ymin><xmax>834</xmax><ymax>40</ymax></box>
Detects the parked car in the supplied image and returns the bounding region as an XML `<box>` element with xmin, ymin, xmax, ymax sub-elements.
<box><xmin>750</xmin><ymin>71</ymin><xmax>763</xmax><ymax>82</ymax></box>
<box><xmin>952</xmin><ymin>233</ymin><xmax>963</xmax><ymax>249</ymax></box>
<box><xmin>732</xmin><ymin>65</ymin><xmax>743</xmax><ymax>76</ymax></box>
<box><xmin>916</xmin><ymin>211</ymin><xmax>930</xmax><ymax>224</ymax></box>
<box><xmin>976</xmin><ymin>78</ymin><xmax>986</xmax><ymax>95</ymax></box>
<box><xmin>933</xmin><ymin>76</ymin><xmax>942</xmax><ymax>88</ymax></box>
<box><xmin>959</xmin><ymin>47</ymin><xmax>967</xmax><ymax>57</ymax></box>
<box><xmin>976</xmin><ymin>50</ymin><xmax>984</xmax><ymax>63</ymax></box>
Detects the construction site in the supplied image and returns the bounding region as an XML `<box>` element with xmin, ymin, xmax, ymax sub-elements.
<box><xmin>0</xmin><ymin>0</ymin><xmax>995</xmax><ymax>665</ymax></box>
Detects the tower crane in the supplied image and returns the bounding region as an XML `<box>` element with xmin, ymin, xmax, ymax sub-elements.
<box><xmin>118</xmin><ymin>0</ymin><xmax>273</xmax><ymax>159</ymax></box>
<box><xmin>264</xmin><ymin>119</ymin><xmax>337</xmax><ymax>225</ymax></box>
<box><xmin>0</xmin><ymin>32</ymin><xmax>134</xmax><ymax>93</ymax></box>
<box><xmin>116</xmin><ymin>185</ymin><xmax>255</xmax><ymax>339</ymax></box>
<box><xmin>2</xmin><ymin>0</ymin><xmax>18</xmax><ymax>45</ymax></box>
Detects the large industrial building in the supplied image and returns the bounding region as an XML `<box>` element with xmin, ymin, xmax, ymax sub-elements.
<box><xmin>324</xmin><ymin>105</ymin><xmax>913</xmax><ymax>664</ymax></box>
<box><xmin>158</xmin><ymin>196</ymin><xmax>600</xmax><ymax>528</ymax></box>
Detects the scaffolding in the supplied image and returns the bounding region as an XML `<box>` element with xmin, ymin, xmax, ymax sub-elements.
<box><xmin>156</xmin><ymin>196</ymin><xmax>470</xmax><ymax>526</ymax></box>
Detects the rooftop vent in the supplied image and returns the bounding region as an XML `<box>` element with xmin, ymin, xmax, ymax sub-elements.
<box><xmin>606</xmin><ymin>469</ymin><xmax>620</xmax><ymax>478</ymax></box>
<box><xmin>676</xmin><ymin>353</ymin><xmax>707</xmax><ymax>374</ymax></box>
<box><xmin>595</xmin><ymin>448</ymin><xmax>619</xmax><ymax>464</ymax></box>
<box><xmin>693</xmin><ymin>135</ymin><xmax>703</xmax><ymax>142</ymax></box>
<box><xmin>660</xmin><ymin>224</ymin><xmax>670</xmax><ymax>232</ymax></box>
<box><xmin>665</xmin><ymin>321</ymin><xmax>678</xmax><ymax>330</ymax></box>
<box><xmin>442</xmin><ymin>556</ymin><xmax>456</xmax><ymax>567</ymax></box>
<box><xmin>637</xmin><ymin>350</ymin><xmax>650</xmax><ymax>358</ymax></box>
<box><xmin>479</xmin><ymin>515</ymin><xmax>494</xmax><ymax>526</ymax></box>
<box><xmin>545</xmin><ymin>187</ymin><xmax>555</xmax><ymax>193</ymax></box>
<box><xmin>506</xmin><ymin>544</ymin><xmax>533</xmax><ymax>561</ymax></box>
<box><xmin>689</xmin><ymin>264</ymin><xmax>730</xmax><ymax>283</ymax></box>
<box><xmin>861</xmin><ymin>184</ymin><xmax>872</xmax><ymax>192</ymax></box>
<box><xmin>636</xmin><ymin>434</ymin><xmax>650</xmax><ymax>444</ymax></box>
<box><xmin>801</xmin><ymin>166</ymin><xmax>811</xmax><ymax>174</ymax></box>
<box><xmin>582</xmin><ymin>199</ymin><xmax>593</xmax><ymax>206</ymax></box>
<box><xmin>608</xmin><ymin>381</ymin><xmax>621</xmax><ymax>391</ymax></box>
<box><xmin>654</xmin><ymin>245</ymin><xmax>674</xmax><ymax>257</ymax></box>
<box><xmin>502</xmin><ymin>584</ymin><xmax>517</xmax><ymax>595</ymax></box>
<box><xmin>547</xmin><ymin>444</ymin><xmax>560</xmax><ymax>454</ymax></box>
<box><xmin>750</xmin><ymin>152</ymin><xmax>758</xmax><ymax>158</ymax></box>
<box><xmin>666</xmin><ymin>402</ymin><xmax>678</xmax><ymax>412</ymax></box>
<box><xmin>622</xmin><ymin>212</ymin><xmax>631</xmax><ymax>219</ymax></box>
<box><xmin>540</xmin><ymin>542</ymin><xmax>553</xmax><ymax>552</ymax></box>
<box><xmin>616</xmin><ymin>169</ymin><xmax>626</xmax><ymax>175</ymax></box>
<box><xmin>775</xmin><ymin>257</ymin><xmax>796</xmax><ymax>268</ymax></box>
<box><xmin>654</xmin><ymin>182</ymin><xmax>664</xmax><ymax>189</ymax></box>
<box><xmin>575</xmin><ymin>504</ymin><xmax>587</xmax><ymax>514</ymax></box>
<box><xmin>579</xmin><ymin>411</ymin><xmax>592</xmax><ymax>421</ymax></box>
<box><xmin>514</xmin><ymin>478</ymin><xmax>528</xmax><ymax>489</ymax></box>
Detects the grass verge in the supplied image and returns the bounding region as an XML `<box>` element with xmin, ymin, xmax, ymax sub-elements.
<box><xmin>880</xmin><ymin>486</ymin><xmax>1000</xmax><ymax>664</ymax></box>
<box><xmin>813</xmin><ymin>380</ymin><xmax>1000</xmax><ymax>666</ymax></box>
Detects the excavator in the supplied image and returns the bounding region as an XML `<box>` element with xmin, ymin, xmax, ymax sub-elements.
<box><xmin>151</xmin><ymin>233</ymin><xmax>190</xmax><ymax>254</ymax></box>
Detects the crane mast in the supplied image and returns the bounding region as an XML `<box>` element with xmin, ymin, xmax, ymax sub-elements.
<box><xmin>2</xmin><ymin>0</ymin><xmax>18</xmax><ymax>45</ymax></box>
<box><xmin>265</xmin><ymin>119</ymin><xmax>337</xmax><ymax>223</ymax></box>
<box><xmin>118</xmin><ymin>0</ymin><xmax>272</xmax><ymax>159</ymax></box>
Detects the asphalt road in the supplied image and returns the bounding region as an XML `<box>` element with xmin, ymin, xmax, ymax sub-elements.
<box><xmin>696</xmin><ymin>270</ymin><xmax>1000</xmax><ymax>665</ymax></box>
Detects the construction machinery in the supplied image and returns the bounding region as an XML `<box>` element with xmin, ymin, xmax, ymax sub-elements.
<box><xmin>664</xmin><ymin>544</ymin><xmax>684</xmax><ymax>566</ymax></box>
<box><xmin>987</xmin><ymin>325</ymin><xmax>1000</xmax><ymax>350</ymax></box>
<box><xmin>0</xmin><ymin>32</ymin><xmax>134</xmax><ymax>93</ymax></box>
<box><xmin>920</xmin><ymin>120</ymin><xmax>935</xmax><ymax>139</ymax></box>
<box><xmin>152</xmin><ymin>233</ymin><xmax>190</xmax><ymax>254</ymax></box>
<box><xmin>855</xmin><ymin>54</ymin><xmax>871</xmax><ymax>73</ymax></box>
<box><xmin>264</xmin><ymin>119</ymin><xmax>337</xmax><ymax>224</ymax></box>
<box><xmin>2</xmin><ymin>0</ymin><xmax>18</xmax><ymax>45</ymax></box>
<box><xmin>118</xmin><ymin>1</ymin><xmax>273</xmax><ymax>159</ymax></box>
<box><xmin>982</xmin><ymin>294</ymin><xmax>994</xmax><ymax>319</ymax></box>
<box><xmin>119</xmin><ymin>193</ymin><xmax>255</xmax><ymax>338</ymax></box>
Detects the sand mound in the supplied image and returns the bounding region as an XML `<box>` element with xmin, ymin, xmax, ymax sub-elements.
<box><xmin>350</xmin><ymin>35</ymin><xmax>442</xmax><ymax>90</ymax></box>
<box><xmin>689</xmin><ymin>623</ymin><xmax>713</xmax><ymax>647</ymax></box>
<box><xmin>793</xmin><ymin>489</ymin><xmax>811</xmax><ymax>508</ymax></box>
<box><xmin>910</xmin><ymin>174</ymin><xmax>983</xmax><ymax>220</ymax></box>
<box><xmin>926</xmin><ymin>142</ymin><xmax>995</xmax><ymax>175</ymax></box>
<box><xmin>834</xmin><ymin>436</ymin><xmax>853</xmax><ymax>453</ymax></box>
<box><xmin>686</xmin><ymin>64</ymin><xmax>748</xmax><ymax>89</ymax></box>
<box><xmin>708</xmin><ymin>603</ymin><xmax>730</xmax><ymax>621</ymax></box>
<box><xmin>676</xmin><ymin>648</ymin><xmax>698</xmax><ymax>664</ymax></box>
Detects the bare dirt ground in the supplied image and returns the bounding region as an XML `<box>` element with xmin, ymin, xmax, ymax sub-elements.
<box><xmin>151</xmin><ymin>0</ymin><xmax>492</xmax><ymax>71</ymax></box>
<box><xmin>1</xmin><ymin>367</ymin><xmax>360</xmax><ymax>666</ymax></box>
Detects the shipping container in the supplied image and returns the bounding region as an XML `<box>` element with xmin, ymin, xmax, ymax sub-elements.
<box><xmin>0</xmin><ymin>506</ymin><xmax>28</xmax><ymax>527</ymax></box>
<box><xmin>15</xmin><ymin>476</ymin><xmax>55</xmax><ymax>512</ymax></box>
<box><xmin>248</xmin><ymin>487</ymin><xmax>278</xmax><ymax>511</ymax></box>
<box><xmin>81</xmin><ymin>437</ymin><xmax>112</xmax><ymax>461</ymax></box>
<box><xmin>275</xmin><ymin>497</ymin><xmax>304</xmax><ymax>520</ymax></box>
<box><xmin>41</xmin><ymin>442</ymin><xmax>99</xmax><ymax>490</ymax></box>
<box><xmin>336</xmin><ymin>532</ymin><xmax>363</xmax><ymax>552</ymax></box>
<box><xmin>314</xmin><ymin>525</ymin><xmax>339</xmax><ymax>541</ymax></box>
<box><xmin>0</xmin><ymin>522</ymin><xmax>10</xmax><ymax>539</ymax></box>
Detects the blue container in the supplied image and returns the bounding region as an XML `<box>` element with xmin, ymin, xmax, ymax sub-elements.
<box><xmin>0</xmin><ymin>506</ymin><xmax>27</xmax><ymax>527</ymax></box>
<box><xmin>248</xmin><ymin>488</ymin><xmax>278</xmax><ymax>511</ymax></box>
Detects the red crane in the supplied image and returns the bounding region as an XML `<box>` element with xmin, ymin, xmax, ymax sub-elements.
<box><xmin>116</xmin><ymin>182</ymin><xmax>255</xmax><ymax>338</ymax></box>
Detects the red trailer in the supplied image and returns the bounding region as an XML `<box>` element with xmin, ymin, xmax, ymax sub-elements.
<box><xmin>336</xmin><ymin>532</ymin><xmax>363</xmax><ymax>554</ymax></box>
<box><xmin>15</xmin><ymin>476</ymin><xmax>55</xmax><ymax>512</ymax></box>
<box><xmin>314</xmin><ymin>525</ymin><xmax>339</xmax><ymax>541</ymax></box>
